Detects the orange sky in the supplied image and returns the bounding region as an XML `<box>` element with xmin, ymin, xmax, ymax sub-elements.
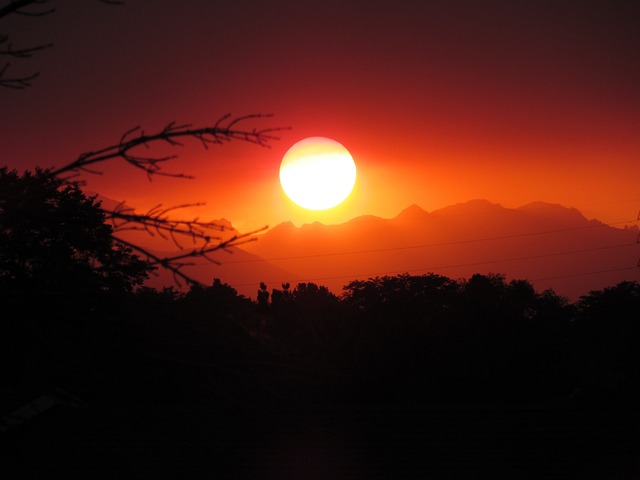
<box><xmin>3</xmin><ymin>0</ymin><xmax>639</xmax><ymax>233</ymax></box>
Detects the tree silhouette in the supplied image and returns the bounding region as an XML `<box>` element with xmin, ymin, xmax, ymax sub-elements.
<box><xmin>256</xmin><ymin>282</ymin><xmax>271</xmax><ymax>314</ymax></box>
<box><xmin>0</xmin><ymin>167</ymin><xmax>154</xmax><ymax>417</ymax></box>
<box><xmin>6</xmin><ymin>113</ymin><xmax>285</xmax><ymax>288</ymax></box>
<box><xmin>342</xmin><ymin>273</ymin><xmax>459</xmax><ymax>324</ymax></box>
<box><xmin>0</xmin><ymin>167</ymin><xmax>151</xmax><ymax>312</ymax></box>
<box><xmin>51</xmin><ymin>114</ymin><xmax>285</xmax><ymax>285</ymax></box>
<box><xmin>339</xmin><ymin>273</ymin><xmax>580</xmax><ymax>402</ymax></box>
<box><xmin>258</xmin><ymin>282</ymin><xmax>342</xmax><ymax>349</ymax></box>
<box><xmin>2</xmin><ymin>2</ymin><xmax>287</xmax><ymax>285</ymax></box>
<box><xmin>573</xmin><ymin>281</ymin><xmax>640</xmax><ymax>399</ymax></box>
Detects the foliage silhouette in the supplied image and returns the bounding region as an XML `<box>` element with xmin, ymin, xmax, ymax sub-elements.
<box><xmin>126</xmin><ymin>273</ymin><xmax>638</xmax><ymax>405</ymax></box>
<box><xmin>0</xmin><ymin>167</ymin><xmax>151</xmax><ymax>312</ymax></box>
<box><xmin>3</xmin><ymin>271</ymin><xmax>639</xmax><ymax>476</ymax></box>
<box><xmin>341</xmin><ymin>273</ymin><xmax>579</xmax><ymax>402</ymax></box>
<box><xmin>259</xmin><ymin>282</ymin><xmax>343</xmax><ymax>349</ymax></box>
<box><xmin>572</xmin><ymin>281</ymin><xmax>640</xmax><ymax>399</ymax></box>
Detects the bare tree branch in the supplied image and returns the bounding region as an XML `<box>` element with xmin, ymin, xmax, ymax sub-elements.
<box><xmin>105</xmin><ymin>202</ymin><xmax>231</xmax><ymax>250</ymax></box>
<box><xmin>0</xmin><ymin>1</ymin><xmax>53</xmax><ymax>88</ymax></box>
<box><xmin>0</xmin><ymin>37</ymin><xmax>53</xmax><ymax>58</ymax></box>
<box><xmin>51</xmin><ymin>114</ymin><xmax>288</xmax><ymax>179</ymax></box>
<box><xmin>0</xmin><ymin>0</ymin><xmax>52</xmax><ymax>88</ymax></box>
<box><xmin>112</xmin><ymin>226</ymin><xmax>267</xmax><ymax>287</ymax></box>
<box><xmin>0</xmin><ymin>0</ymin><xmax>53</xmax><ymax>19</ymax></box>
<box><xmin>0</xmin><ymin>0</ymin><xmax>119</xmax><ymax>89</ymax></box>
<box><xmin>49</xmin><ymin>113</ymin><xmax>288</xmax><ymax>286</ymax></box>
<box><xmin>0</xmin><ymin>61</ymin><xmax>37</xmax><ymax>88</ymax></box>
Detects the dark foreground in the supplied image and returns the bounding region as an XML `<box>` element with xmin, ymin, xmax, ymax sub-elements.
<box><xmin>2</xmin><ymin>401</ymin><xmax>638</xmax><ymax>479</ymax></box>
<box><xmin>3</xmin><ymin>277</ymin><xmax>639</xmax><ymax>478</ymax></box>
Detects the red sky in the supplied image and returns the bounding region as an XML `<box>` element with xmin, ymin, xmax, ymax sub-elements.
<box><xmin>2</xmin><ymin>0</ymin><xmax>639</xmax><ymax>234</ymax></box>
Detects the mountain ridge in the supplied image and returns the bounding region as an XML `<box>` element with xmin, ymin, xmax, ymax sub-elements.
<box><xmin>239</xmin><ymin>200</ymin><xmax>638</xmax><ymax>300</ymax></box>
<box><xmin>145</xmin><ymin>199</ymin><xmax>638</xmax><ymax>301</ymax></box>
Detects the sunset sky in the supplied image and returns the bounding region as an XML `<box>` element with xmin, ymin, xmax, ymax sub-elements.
<box><xmin>2</xmin><ymin>0</ymin><xmax>639</xmax><ymax>233</ymax></box>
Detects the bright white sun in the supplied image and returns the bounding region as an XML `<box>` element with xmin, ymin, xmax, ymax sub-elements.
<box><xmin>280</xmin><ymin>137</ymin><xmax>356</xmax><ymax>210</ymax></box>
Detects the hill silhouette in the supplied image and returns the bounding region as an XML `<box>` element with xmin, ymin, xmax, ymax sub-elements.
<box><xmin>238</xmin><ymin>200</ymin><xmax>638</xmax><ymax>300</ymax></box>
<box><xmin>140</xmin><ymin>200</ymin><xmax>638</xmax><ymax>299</ymax></box>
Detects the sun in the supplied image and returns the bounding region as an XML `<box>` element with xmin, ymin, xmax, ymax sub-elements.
<box><xmin>280</xmin><ymin>137</ymin><xmax>356</xmax><ymax>210</ymax></box>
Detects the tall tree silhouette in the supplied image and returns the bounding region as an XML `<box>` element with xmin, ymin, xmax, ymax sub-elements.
<box><xmin>0</xmin><ymin>168</ymin><xmax>151</xmax><ymax>312</ymax></box>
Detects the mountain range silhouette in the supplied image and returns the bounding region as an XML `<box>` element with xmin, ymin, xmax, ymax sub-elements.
<box><xmin>148</xmin><ymin>200</ymin><xmax>639</xmax><ymax>300</ymax></box>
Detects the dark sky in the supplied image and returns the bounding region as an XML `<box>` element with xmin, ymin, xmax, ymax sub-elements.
<box><xmin>2</xmin><ymin>0</ymin><xmax>639</xmax><ymax>230</ymax></box>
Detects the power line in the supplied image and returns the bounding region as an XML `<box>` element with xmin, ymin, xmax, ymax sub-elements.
<box><xmin>533</xmin><ymin>266</ymin><xmax>639</xmax><ymax>282</ymax></box>
<box><xmin>228</xmin><ymin>242</ymin><xmax>638</xmax><ymax>289</ymax></box>
<box><xmin>205</xmin><ymin>218</ymin><xmax>638</xmax><ymax>266</ymax></box>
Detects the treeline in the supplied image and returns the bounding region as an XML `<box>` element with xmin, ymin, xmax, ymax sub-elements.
<box><xmin>2</xmin><ymin>169</ymin><xmax>638</xmax><ymax>409</ymax></box>
<box><xmin>6</xmin><ymin>273</ymin><xmax>637</xmax><ymax>408</ymax></box>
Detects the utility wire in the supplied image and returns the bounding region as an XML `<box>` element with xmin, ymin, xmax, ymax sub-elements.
<box><xmin>533</xmin><ymin>266</ymin><xmax>639</xmax><ymax>282</ymax></box>
<box><xmin>199</xmin><ymin>218</ymin><xmax>638</xmax><ymax>266</ymax></box>
<box><xmin>229</xmin><ymin>242</ymin><xmax>638</xmax><ymax>289</ymax></box>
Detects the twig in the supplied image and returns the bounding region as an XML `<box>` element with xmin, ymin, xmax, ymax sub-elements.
<box><xmin>112</xmin><ymin>226</ymin><xmax>267</xmax><ymax>287</ymax></box>
<box><xmin>104</xmin><ymin>202</ymin><xmax>232</xmax><ymax>250</ymax></box>
<box><xmin>51</xmin><ymin>114</ymin><xmax>289</xmax><ymax>178</ymax></box>
<box><xmin>0</xmin><ymin>62</ymin><xmax>38</xmax><ymax>88</ymax></box>
<box><xmin>49</xmin><ymin>114</ymin><xmax>287</xmax><ymax>286</ymax></box>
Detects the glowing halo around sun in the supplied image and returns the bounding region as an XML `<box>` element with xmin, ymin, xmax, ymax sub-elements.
<box><xmin>279</xmin><ymin>137</ymin><xmax>356</xmax><ymax>210</ymax></box>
